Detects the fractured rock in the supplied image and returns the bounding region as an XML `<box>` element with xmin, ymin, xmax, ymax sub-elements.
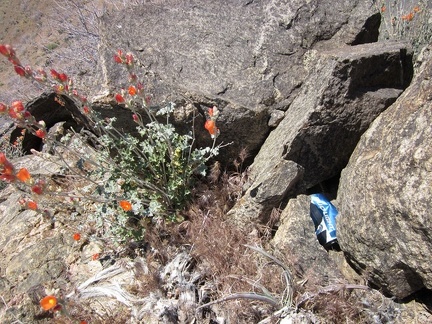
<box><xmin>229</xmin><ymin>41</ymin><xmax>412</xmax><ymax>226</ymax></box>
<box><xmin>337</xmin><ymin>45</ymin><xmax>432</xmax><ymax>299</ymax></box>
<box><xmin>97</xmin><ymin>0</ymin><xmax>379</xmax><ymax>165</ymax></box>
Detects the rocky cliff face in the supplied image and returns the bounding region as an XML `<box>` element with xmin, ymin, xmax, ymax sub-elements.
<box><xmin>96</xmin><ymin>0</ymin><xmax>380</xmax><ymax>165</ymax></box>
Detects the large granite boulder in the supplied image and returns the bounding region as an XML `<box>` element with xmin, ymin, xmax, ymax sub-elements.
<box><xmin>96</xmin><ymin>0</ymin><xmax>379</xmax><ymax>164</ymax></box>
<box><xmin>229</xmin><ymin>41</ymin><xmax>412</xmax><ymax>226</ymax></box>
<box><xmin>337</xmin><ymin>45</ymin><xmax>432</xmax><ymax>299</ymax></box>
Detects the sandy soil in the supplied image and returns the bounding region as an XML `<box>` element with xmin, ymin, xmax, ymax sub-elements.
<box><xmin>0</xmin><ymin>0</ymin><xmax>103</xmax><ymax>104</ymax></box>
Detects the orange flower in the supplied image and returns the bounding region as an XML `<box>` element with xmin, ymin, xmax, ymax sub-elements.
<box><xmin>119</xmin><ymin>200</ymin><xmax>132</xmax><ymax>211</ymax></box>
<box><xmin>413</xmin><ymin>5</ymin><xmax>420</xmax><ymax>13</ymax></box>
<box><xmin>35</xmin><ymin>129</ymin><xmax>46</xmax><ymax>139</ymax></box>
<box><xmin>73</xmin><ymin>233</ymin><xmax>81</xmax><ymax>241</ymax></box>
<box><xmin>92</xmin><ymin>253</ymin><xmax>100</xmax><ymax>260</ymax></box>
<box><xmin>401</xmin><ymin>12</ymin><xmax>414</xmax><ymax>21</ymax></box>
<box><xmin>8</xmin><ymin>100</ymin><xmax>25</xmax><ymax>119</ymax></box>
<box><xmin>16</xmin><ymin>168</ymin><xmax>31</xmax><ymax>182</ymax></box>
<box><xmin>26</xmin><ymin>200</ymin><xmax>38</xmax><ymax>210</ymax></box>
<box><xmin>0</xmin><ymin>158</ymin><xmax>15</xmax><ymax>182</ymax></box>
<box><xmin>0</xmin><ymin>152</ymin><xmax>7</xmax><ymax>164</ymax></box>
<box><xmin>128</xmin><ymin>85</ymin><xmax>137</xmax><ymax>96</ymax></box>
<box><xmin>40</xmin><ymin>295</ymin><xmax>57</xmax><ymax>311</ymax></box>
<box><xmin>381</xmin><ymin>5</ymin><xmax>386</xmax><ymax>13</ymax></box>
<box><xmin>114</xmin><ymin>53</ymin><xmax>123</xmax><ymax>63</ymax></box>
<box><xmin>205</xmin><ymin>120</ymin><xmax>219</xmax><ymax>138</ymax></box>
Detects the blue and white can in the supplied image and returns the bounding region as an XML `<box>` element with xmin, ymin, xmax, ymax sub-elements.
<box><xmin>310</xmin><ymin>193</ymin><xmax>339</xmax><ymax>248</ymax></box>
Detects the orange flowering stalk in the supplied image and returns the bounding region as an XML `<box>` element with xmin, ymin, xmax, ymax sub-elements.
<box><xmin>40</xmin><ymin>295</ymin><xmax>58</xmax><ymax>311</ymax></box>
<box><xmin>119</xmin><ymin>200</ymin><xmax>132</xmax><ymax>211</ymax></box>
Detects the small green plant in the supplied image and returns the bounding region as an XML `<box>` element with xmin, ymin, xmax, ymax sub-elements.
<box><xmin>45</xmin><ymin>42</ymin><xmax>59</xmax><ymax>51</ymax></box>
<box><xmin>0</xmin><ymin>44</ymin><xmax>221</xmax><ymax>243</ymax></box>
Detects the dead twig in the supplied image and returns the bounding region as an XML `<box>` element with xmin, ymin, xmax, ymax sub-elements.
<box><xmin>296</xmin><ymin>283</ymin><xmax>370</xmax><ymax>309</ymax></box>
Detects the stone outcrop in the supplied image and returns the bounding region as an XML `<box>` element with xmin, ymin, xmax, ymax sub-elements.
<box><xmin>229</xmin><ymin>41</ymin><xmax>412</xmax><ymax>226</ymax></box>
<box><xmin>97</xmin><ymin>0</ymin><xmax>379</xmax><ymax>164</ymax></box>
<box><xmin>337</xmin><ymin>45</ymin><xmax>432</xmax><ymax>299</ymax></box>
<box><xmin>272</xmin><ymin>195</ymin><xmax>344</xmax><ymax>283</ymax></box>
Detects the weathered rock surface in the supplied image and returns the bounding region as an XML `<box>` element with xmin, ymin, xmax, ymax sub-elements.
<box><xmin>97</xmin><ymin>0</ymin><xmax>379</xmax><ymax>164</ymax></box>
<box><xmin>337</xmin><ymin>45</ymin><xmax>432</xmax><ymax>299</ymax></box>
<box><xmin>271</xmin><ymin>194</ymin><xmax>419</xmax><ymax>323</ymax></box>
<box><xmin>272</xmin><ymin>195</ymin><xmax>344</xmax><ymax>283</ymax></box>
<box><xmin>229</xmin><ymin>41</ymin><xmax>412</xmax><ymax>226</ymax></box>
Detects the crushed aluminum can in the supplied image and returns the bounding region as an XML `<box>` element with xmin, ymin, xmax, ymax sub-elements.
<box><xmin>310</xmin><ymin>193</ymin><xmax>339</xmax><ymax>249</ymax></box>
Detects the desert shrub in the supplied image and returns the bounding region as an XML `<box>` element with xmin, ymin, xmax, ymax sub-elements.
<box><xmin>0</xmin><ymin>44</ymin><xmax>221</xmax><ymax>244</ymax></box>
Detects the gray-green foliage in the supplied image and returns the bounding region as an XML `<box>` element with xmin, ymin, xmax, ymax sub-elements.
<box><xmin>76</xmin><ymin>103</ymin><xmax>219</xmax><ymax>242</ymax></box>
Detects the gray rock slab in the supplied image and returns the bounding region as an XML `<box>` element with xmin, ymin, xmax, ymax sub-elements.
<box><xmin>337</xmin><ymin>45</ymin><xmax>432</xmax><ymax>299</ymax></box>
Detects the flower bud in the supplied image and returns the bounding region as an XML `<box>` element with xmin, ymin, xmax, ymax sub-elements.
<box><xmin>115</xmin><ymin>93</ymin><xmax>125</xmax><ymax>103</ymax></box>
<box><xmin>14</xmin><ymin>65</ymin><xmax>26</xmax><ymax>77</ymax></box>
<box><xmin>0</xmin><ymin>102</ymin><xmax>7</xmax><ymax>114</ymax></box>
<box><xmin>125</xmin><ymin>53</ymin><xmax>134</xmax><ymax>65</ymax></box>
<box><xmin>35</xmin><ymin>129</ymin><xmax>47</xmax><ymax>139</ymax></box>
